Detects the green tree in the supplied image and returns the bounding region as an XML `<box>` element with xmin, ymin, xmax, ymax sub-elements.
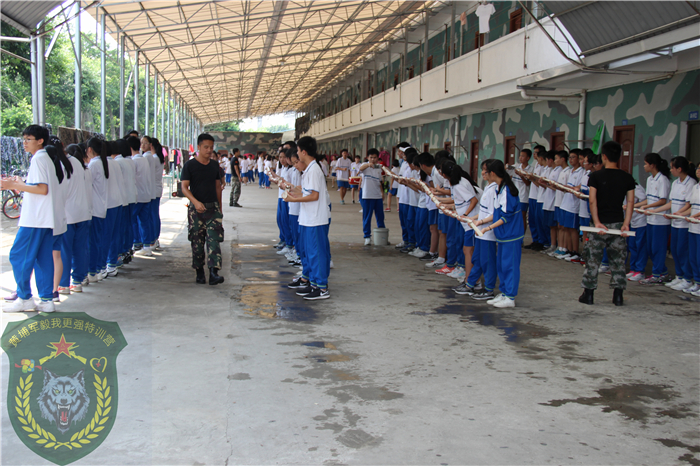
<box><xmin>205</xmin><ymin>120</ymin><xmax>242</xmax><ymax>132</ymax></box>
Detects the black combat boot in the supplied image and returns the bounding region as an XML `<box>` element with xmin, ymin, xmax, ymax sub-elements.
<box><xmin>612</xmin><ymin>288</ymin><xmax>623</xmax><ymax>306</ymax></box>
<box><xmin>578</xmin><ymin>288</ymin><xmax>594</xmax><ymax>305</ymax></box>
<box><xmin>209</xmin><ymin>267</ymin><xmax>224</xmax><ymax>285</ymax></box>
<box><xmin>196</xmin><ymin>267</ymin><xmax>206</xmax><ymax>284</ymax></box>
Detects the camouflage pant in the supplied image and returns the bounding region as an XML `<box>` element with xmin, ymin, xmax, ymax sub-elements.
<box><xmin>188</xmin><ymin>203</ymin><xmax>224</xmax><ymax>269</ymax></box>
<box><xmin>582</xmin><ymin>222</ymin><xmax>627</xmax><ymax>290</ymax></box>
<box><xmin>229</xmin><ymin>179</ymin><xmax>241</xmax><ymax>205</ymax></box>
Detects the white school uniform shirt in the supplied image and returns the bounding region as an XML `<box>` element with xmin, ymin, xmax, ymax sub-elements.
<box><xmin>543</xmin><ymin>166</ymin><xmax>561</xmax><ymax>211</ymax></box>
<box><xmin>336</xmin><ymin>157</ymin><xmax>352</xmax><ymax>181</ymax></box>
<box><xmin>452</xmin><ymin>178</ymin><xmax>477</xmax><ymax>231</ymax></box>
<box><xmin>115</xmin><ymin>155</ymin><xmax>137</xmax><ymax>205</ymax></box>
<box><xmin>223</xmin><ymin>157</ymin><xmax>231</xmax><ymax>175</ymax></box>
<box><xmin>688</xmin><ymin>184</ymin><xmax>700</xmax><ymax>235</ymax></box>
<box><xmin>579</xmin><ymin>170</ymin><xmax>591</xmax><ymax>219</ymax></box>
<box><xmin>320</xmin><ymin>159</ymin><xmax>330</xmax><ymax>177</ymax></box>
<box><xmin>397</xmin><ymin>163</ymin><xmax>410</xmax><ymax>204</ymax></box>
<box><xmin>420</xmin><ymin>175</ymin><xmax>435</xmax><ymax>210</ymax></box>
<box><xmin>83</xmin><ymin>167</ymin><xmax>93</xmax><ymax>218</ymax></box>
<box><xmin>240</xmin><ymin>158</ymin><xmax>247</xmax><ymax>174</ymax></box>
<box><xmin>288</xmin><ymin>168</ymin><xmax>302</xmax><ymax>216</ymax></box>
<box><xmin>351</xmin><ymin>162</ymin><xmax>361</xmax><ymax>178</ymax></box>
<box><xmin>141</xmin><ymin>151</ymin><xmax>156</xmax><ymax>200</ymax></box>
<box><xmin>151</xmin><ymin>152</ymin><xmax>164</xmax><ymax>198</ymax></box>
<box><xmin>361</xmin><ymin>166</ymin><xmax>383</xmax><ymax>199</ymax></box>
<box><xmin>257</xmin><ymin>157</ymin><xmax>264</xmax><ymax>172</ymax></box>
<box><xmin>391</xmin><ymin>166</ymin><xmax>400</xmax><ymax>189</ymax></box>
<box><xmin>88</xmin><ymin>157</ymin><xmax>108</xmax><ymax>218</ymax></box>
<box><xmin>646</xmin><ymin>172</ymin><xmax>671</xmax><ymax>226</ymax></box>
<box><xmin>477</xmin><ymin>182</ymin><xmax>498</xmax><ymax>241</ymax></box>
<box><xmin>561</xmin><ymin>166</ymin><xmax>584</xmax><ymax>214</ymax></box>
<box><xmin>511</xmin><ymin>163</ymin><xmax>532</xmax><ymax>204</ymax></box>
<box><xmin>264</xmin><ymin>160</ymin><xmax>272</xmax><ymax>174</ymax></box>
<box><xmin>555</xmin><ymin>166</ymin><xmax>571</xmax><ymax>208</ymax></box>
<box><xmin>299</xmin><ymin>160</ymin><xmax>330</xmax><ymax>227</ymax></box>
<box><xmin>407</xmin><ymin>169</ymin><xmax>420</xmax><ymax>207</ymax></box>
<box><xmin>64</xmin><ymin>156</ymin><xmax>91</xmax><ymax>225</ymax></box>
<box><xmin>52</xmin><ymin>166</ymin><xmax>68</xmax><ymax>236</ymax></box>
<box><xmin>529</xmin><ymin>164</ymin><xmax>542</xmax><ymax>201</ymax></box>
<box><xmin>536</xmin><ymin>166</ymin><xmax>550</xmax><ymax>204</ymax></box>
<box><xmin>670</xmin><ymin>176</ymin><xmax>697</xmax><ymax>229</ymax></box>
<box><xmin>105</xmin><ymin>158</ymin><xmax>125</xmax><ymax>209</ymax></box>
<box><xmin>278</xmin><ymin>166</ymin><xmax>288</xmax><ymax>198</ymax></box>
<box><xmin>19</xmin><ymin>149</ymin><xmax>67</xmax><ymax>235</ymax></box>
<box><xmin>132</xmin><ymin>153</ymin><xmax>153</xmax><ymax>204</ymax></box>
<box><xmin>628</xmin><ymin>184</ymin><xmax>647</xmax><ymax>229</ymax></box>
<box><xmin>330</xmin><ymin>160</ymin><xmax>337</xmax><ymax>175</ymax></box>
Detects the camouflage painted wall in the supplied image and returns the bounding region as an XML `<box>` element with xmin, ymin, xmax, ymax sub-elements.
<box><xmin>585</xmin><ymin>69</ymin><xmax>700</xmax><ymax>181</ymax></box>
<box><xmin>209</xmin><ymin>131</ymin><xmax>283</xmax><ymax>155</ymax></box>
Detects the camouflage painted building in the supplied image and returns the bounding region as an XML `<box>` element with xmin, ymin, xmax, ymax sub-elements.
<box><xmin>318</xmin><ymin>69</ymin><xmax>700</xmax><ymax>184</ymax></box>
<box><xmin>209</xmin><ymin>131</ymin><xmax>283</xmax><ymax>155</ymax></box>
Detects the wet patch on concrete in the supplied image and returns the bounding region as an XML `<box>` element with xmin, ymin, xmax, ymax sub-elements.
<box><xmin>541</xmin><ymin>383</ymin><xmax>680</xmax><ymax>422</ymax></box>
<box><xmin>326</xmin><ymin>385</ymin><xmax>404</xmax><ymax>403</ymax></box>
<box><xmin>303</xmin><ymin>341</ymin><xmax>338</xmax><ymax>350</ymax></box>
<box><xmin>239</xmin><ymin>285</ymin><xmax>318</xmax><ymax>322</ymax></box>
<box><xmin>654</xmin><ymin>439</ymin><xmax>700</xmax><ymax>465</ymax></box>
<box><xmin>227</xmin><ymin>373</ymin><xmax>251</xmax><ymax>380</ymax></box>
<box><xmin>336</xmin><ymin>429</ymin><xmax>382</xmax><ymax>449</ymax></box>
<box><xmin>308</xmin><ymin>354</ymin><xmax>353</xmax><ymax>363</ymax></box>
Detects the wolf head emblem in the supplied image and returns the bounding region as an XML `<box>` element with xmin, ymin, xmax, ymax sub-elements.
<box><xmin>37</xmin><ymin>369</ymin><xmax>90</xmax><ymax>434</ymax></box>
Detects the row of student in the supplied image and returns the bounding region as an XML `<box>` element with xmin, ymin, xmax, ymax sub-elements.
<box><xmin>266</xmin><ymin>137</ymin><xmax>332</xmax><ymax>300</ymax></box>
<box><xmin>2</xmin><ymin>125</ymin><xmax>166</xmax><ymax>313</ymax></box>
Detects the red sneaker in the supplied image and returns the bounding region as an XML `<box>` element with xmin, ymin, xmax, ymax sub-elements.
<box><xmin>435</xmin><ymin>265</ymin><xmax>454</xmax><ymax>275</ymax></box>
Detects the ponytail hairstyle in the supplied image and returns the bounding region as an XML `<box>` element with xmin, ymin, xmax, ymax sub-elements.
<box><xmin>644</xmin><ymin>153</ymin><xmax>670</xmax><ymax>179</ymax></box>
<box><xmin>441</xmin><ymin>161</ymin><xmax>478</xmax><ymax>188</ymax></box>
<box><xmin>486</xmin><ymin>159</ymin><xmax>519</xmax><ymax>198</ymax></box>
<box><xmin>86</xmin><ymin>137</ymin><xmax>109</xmax><ymax>179</ymax></box>
<box><xmin>46</xmin><ymin>135</ymin><xmax>73</xmax><ymax>183</ymax></box>
<box><xmin>66</xmin><ymin>144</ymin><xmax>87</xmax><ymax>169</ymax></box>
<box><xmin>151</xmin><ymin>138</ymin><xmax>165</xmax><ymax>164</ymax></box>
<box><xmin>671</xmin><ymin>156</ymin><xmax>698</xmax><ymax>182</ymax></box>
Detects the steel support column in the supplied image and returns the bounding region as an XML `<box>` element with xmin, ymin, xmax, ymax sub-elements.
<box><xmin>100</xmin><ymin>12</ymin><xmax>106</xmax><ymax>134</ymax></box>
<box><xmin>31</xmin><ymin>36</ymin><xmax>38</xmax><ymax>123</ymax></box>
<box><xmin>73</xmin><ymin>2</ymin><xmax>81</xmax><ymax>128</ymax></box>
<box><xmin>167</xmin><ymin>89</ymin><xmax>171</xmax><ymax>148</ymax></box>
<box><xmin>133</xmin><ymin>50</ymin><xmax>139</xmax><ymax>133</ymax></box>
<box><xmin>119</xmin><ymin>35</ymin><xmax>125</xmax><ymax>137</ymax></box>
<box><xmin>160</xmin><ymin>82</ymin><xmax>165</xmax><ymax>141</ymax></box>
<box><xmin>153</xmin><ymin>72</ymin><xmax>158</xmax><ymax>136</ymax></box>
<box><xmin>36</xmin><ymin>25</ymin><xmax>46</xmax><ymax>125</ymax></box>
<box><xmin>145</xmin><ymin>62</ymin><xmax>150</xmax><ymax>137</ymax></box>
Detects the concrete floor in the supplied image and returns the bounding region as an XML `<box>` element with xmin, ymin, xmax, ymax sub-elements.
<box><xmin>1</xmin><ymin>182</ymin><xmax>699</xmax><ymax>466</ymax></box>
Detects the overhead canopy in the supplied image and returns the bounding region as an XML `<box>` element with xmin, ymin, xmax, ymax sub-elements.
<box><xmin>89</xmin><ymin>0</ymin><xmax>433</xmax><ymax>125</ymax></box>
<box><xmin>0</xmin><ymin>0</ymin><xmax>63</xmax><ymax>33</ymax></box>
<box><xmin>543</xmin><ymin>1</ymin><xmax>700</xmax><ymax>57</ymax></box>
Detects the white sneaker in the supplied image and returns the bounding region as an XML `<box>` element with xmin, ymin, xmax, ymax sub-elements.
<box><xmin>425</xmin><ymin>258</ymin><xmax>446</xmax><ymax>268</ymax></box>
<box><xmin>487</xmin><ymin>293</ymin><xmax>504</xmax><ymax>305</ymax></box>
<box><xmin>628</xmin><ymin>272</ymin><xmax>644</xmax><ymax>282</ymax></box>
<box><xmin>88</xmin><ymin>273</ymin><xmax>99</xmax><ymax>283</ymax></box>
<box><xmin>446</xmin><ymin>266</ymin><xmax>462</xmax><ymax>278</ymax></box>
<box><xmin>665</xmin><ymin>277</ymin><xmax>681</xmax><ymax>288</ymax></box>
<box><xmin>82</xmin><ymin>277</ymin><xmax>90</xmax><ymax>286</ymax></box>
<box><xmin>493</xmin><ymin>296</ymin><xmax>515</xmax><ymax>308</ymax></box>
<box><xmin>541</xmin><ymin>246</ymin><xmax>556</xmax><ymax>254</ymax></box>
<box><xmin>35</xmin><ymin>300</ymin><xmax>55</xmax><ymax>313</ymax></box>
<box><xmin>671</xmin><ymin>279</ymin><xmax>692</xmax><ymax>291</ymax></box>
<box><xmin>364</xmin><ymin>238</ymin><xmax>371</xmax><ymax>246</ymax></box>
<box><xmin>97</xmin><ymin>270</ymin><xmax>106</xmax><ymax>281</ymax></box>
<box><xmin>106</xmin><ymin>266</ymin><xmax>118</xmax><ymax>277</ymax></box>
<box><xmin>277</xmin><ymin>247</ymin><xmax>291</xmax><ymax>255</ymax></box>
<box><xmin>154</xmin><ymin>239</ymin><xmax>161</xmax><ymax>250</ymax></box>
<box><xmin>4</xmin><ymin>297</ymin><xmax>36</xmax><ymax>313</ymax></box>
<box><xmin>547</xmin><ymin>248</ymin><xmax>561</xmax><ymax>257</ymax></box>
<box><xmin>413</xmin><ymin>249</ymin><xmax>429</xmax><ymax>259</ymax></box>
<box><xmin>136</xmin><ymin>247</ymin><xmax>153</xmax><ymax>257</ymax></box>
<box><xmin>625</xmin><ymin>271</ymin><xmax>635</xmax><ymax>278</ymax></box>
<box><xmin>598</xmin><ymin>265</ymin><xmax>610</xmax><ymax>274</ymax></box>
<box><xmin>565</xmin><ymin>254</ymin><xmax>580</xmax><ymax>262</ymax></box>
<box><xmin>692</xmin><ymin>289</ymin><xmax>700</xmax><ymax>297</ymax></box>
<box><xmin>558</xmin><ymin>253</ymin><xmax>572</xmax><ymax>260</ymax></box>
<box><xmin>683</xmin><ymin>283</ymin><xmax>700</xmax><ymax>294</ymax></box>
<box><xmin>295</xmin><ymin>269</ymin><xmax>303</xmax><ymax>277</ymax></box>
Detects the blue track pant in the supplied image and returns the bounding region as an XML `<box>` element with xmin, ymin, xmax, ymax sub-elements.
<box><xmin>362</xmin><ymin>198</ymin><xmax>386</xmax><ymax>238</ymax></box>
<box><xmin>497</xmin><ymin>239</ymin><xmax>523</xmax><ymax>298</ymax></box>
<box><xmin>60</xmin><ymin>221</ymin><xmax>90</xmax><ymax>287</ymax></box>
<box><xmin>466</xmin><ymin>238</ymin><xmax>498</xmax><ymax>291</ymax></box>
<box><xmin>646</xmin><ymin>224</ymin><xmax>670</xmax><ymax>277</ymax></box>
<box><xmin>300</xmin><ymin>224</ymin><xmax>330</xmax><ymax>289</ymax></box>
<box><xmin>10</xmin><ymin>227</ymin><xmax>54</xmax><ymax>301</ymax></box>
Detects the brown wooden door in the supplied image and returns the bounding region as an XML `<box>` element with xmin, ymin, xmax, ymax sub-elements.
<box><xmin>423</xmin><ymin>143</ymin><xmax>430</xmax><ymax>153</ymax></box>
<box><xmin>474</xmin><ymin>31</ymin><xmax>485</xmax><ymax>50</ymax></box>
<box><xmin>444</xmin><ymin>141</ymin><xmax>452</xmax><ymax>152</ymax></box>
<box><xmin>505</xmin><ymin>136</ymin><xmax>517</xmax><ymax>166</ymax></box>
<box><xmin>470</xmin><ymin>140</ymin><xmax>480</xmax><ymax>179</ymax></box>
<box><xmin>550</xmin><ymin>132</ymin><xmax>566</xmax><ymax>151</ymax></box>
<box><xmin>613</xmin><ymin>125</ymin><xmax>635</xmax><ymax>173</ymax></box>
<box><xmin>427</xmin><ymin>56</ymin><xmax>434</xmax><ymax>71</ymax></box>
<box><xmin>509</xmin><ymin>9</ymin><xmax>523</xmax><ymax>33</ymax></box>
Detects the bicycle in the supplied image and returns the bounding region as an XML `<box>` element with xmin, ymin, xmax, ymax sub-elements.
<box><xmin>2</xmin><ymin>191</ymin><xmax>22</xmax><ymax>219</ymax></box>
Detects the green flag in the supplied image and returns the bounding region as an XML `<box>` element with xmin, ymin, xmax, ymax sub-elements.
<box><xmin>591</xmin><ymin>124</ymin><xmax>604</xmax><ymax>154</ymax></box>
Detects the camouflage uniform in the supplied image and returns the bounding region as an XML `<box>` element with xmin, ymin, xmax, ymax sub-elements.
<box><xmin>581</xmin><ymin>222</ymin><xmax>627</xmax><ymax>290</ymax></box>
<box><xmin>188</xmin><ymin>203</ymin><xmax>224</xmax><ymax>269</ymax></box>
<box><xmin>229</xmin><ymin>178</ymin><xmax>241</xmax><ymax>206</ymax></box>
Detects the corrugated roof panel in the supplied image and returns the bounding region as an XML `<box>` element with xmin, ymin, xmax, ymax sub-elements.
<box><xmin>543</xmin><ymin>1</ymin><xmax>700</xmax><ymax>56</ymax></box>
<box><xmin>1</xmin><ymin>1</ymin><xmax>63</xmax><ymax>32</ymax></box>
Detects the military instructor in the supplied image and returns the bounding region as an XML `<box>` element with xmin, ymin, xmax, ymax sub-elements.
<box><xmin>181</xmin><ymin>133</ymin><xmax>225</xmax><ymax>285</ymax></box>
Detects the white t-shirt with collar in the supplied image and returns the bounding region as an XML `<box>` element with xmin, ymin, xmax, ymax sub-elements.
<box><xmin>646</xmin><ymin>172</ymin><xmax>671</xmax><ymax>226</ymax></box>
<box><xmin>105</xmin><ymin>158</ymin><xmax>125</xmax><ymax>209</ymax></box>
<box><xmin>536</xmin><ymin>166</ymin><xmax>550</xmax><ymax>204</ymax></box>
<box><xmin>115</xmin><ymin>155</ymin><xmax>137</xmax><ymax>205</ymax></box>
<box><xmin>670</xmin><ymin>175</ymin><xmax>697</xmax><ymax>229</ymax></box>
<box><xmin>510</xmin><ymin>163</ymin><xmax>532</xmax><ymax>204</ymax></box>
<box><xmin>88</xmin><ymin>157</ymin><xmax>108</xmax><ymax>218</ymax></box>
<box><xmin>336</xmin><ymin>157</ymin><xmax>352</xmax><ymax>181</ymax></box>
<box><xmin>407</xmin><ymin>169</ymin><xmax>420</xmax><ymax>207</ymax></box>
<box><xmin>132</xmin><ymin>153</ymin><xmax>153</xmax><ymax>204</ymax></box>
<box><xmin>529</xmin><ymin>164</ymin><xmax>542</xmax><ymax>201</ymax></box>
<box><xmin>561</xmin><ymin>166</ymin><xmax>584</xmax><ymax>214</ymax></box>
<box><xmin>299</xmin><ymin>160</ymin><xmax>330</xmax><ymax>227</ymax></box>
<box><xmin>477</xmin><ymin>182</ymin><xmax>498</xmax><ymax>241</ymax></box>
<box><xmin>543</xmin><ymin>166</ymin><xmax>561</xmax><ymax>211</ymax></box>
<box><xmin>452</xmin><ymin>178</ymin><xmax>477</xmax><ymax>231</ymax></box>
<box><xmin>287</xmin><ymin>168</ymin><xmax>302</xmax><ymax>216</ymax></box>
<box><xmin>19</xmin><ymin>149</ymin><xmax>66</xmax><ymax>235</ymax></box>
<box><xmin>361</xmin><ymin>166</ymin><xmax>383</xmax><ymax>199</ymax></box>
<box><xmin>555</xmin><ymin>166</ymin><xmax>571</xmax><ymax>208</ymax></box>
<box><xmin>64</xmin><ymin>156</ymin><xmax>91</xmax><ymax>225</ymax></box>
<box><xmin>688</xmin><ymin>184</ymin><xmax>700</xmax><ymax>235</ymax></box>
<box><xmin>475</xmin><ymin>2</ymin><xmax>495</xmax><ymax>33</ymax></box>
<box><xmin>151</xmin><ymin>152</ymin><xmax>164</xmax><ymax>198</ymax></box>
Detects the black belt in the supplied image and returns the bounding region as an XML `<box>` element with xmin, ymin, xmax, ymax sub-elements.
<box><xmin>201</xmin><ymin>202</ymin><xmax>219</xmax><ymax>209</ymax></box>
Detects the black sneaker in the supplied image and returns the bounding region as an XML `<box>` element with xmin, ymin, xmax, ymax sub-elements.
<box><xmin>472</xmin><ymin>290</ymin><xmax>495</xmax><ymax>301</ymax></box>
<box><xmin>303</xmin><ymin>287</ymin><xmax>330</xmax><ymax>300</ymax></box>
<box><xmin>233</xmin><ymin>203</ymin><xmax>242</xmax><ymax>208</ymax></box>
<box><xmin>292</xmin><ymin>260</ymin><xmax>302</xmax><ymax>266</ymax></box>
<box><xmin>295</xmin><ymin>285</ymin><xmax>313</xmax><ymax>296</ymax></box>
<box><xmin>400</xmin><ymin>246</ymin><xmax>414</xmax><ymax>254</ymax></box>
<box><xmin>453</xmin><ymin>283</ymin><xmax>476</xmax><ymax>295</ymax></box>
<box><xmin>287</xmin><ymin>278</ymin><xmax>308</xmax><ymax>289</ymax></box>
<box><xmin>421</xmin><ymin>252</ymin><xmax>439</xmax><ymax>261</ymax></box>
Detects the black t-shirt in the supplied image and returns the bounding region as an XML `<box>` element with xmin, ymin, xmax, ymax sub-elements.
<box><xmin>231</xmin><ymin>157</ymin><xmax>240</xmax><ymax>179</ymax></box>
<box><xmin>181</xmin><ymin>157</ymin><xmax>221</xmax><ymax>203</ymax></box>
<box><xmin>588</xmin><ymin>168</ymin><xmax>636</xmax><ymax>224</ymax></box>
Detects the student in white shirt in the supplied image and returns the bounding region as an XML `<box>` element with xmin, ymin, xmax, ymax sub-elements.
<box><xmin>551</xmin><ymin>150</ymin><xmax>570</xmax><ymax>258</ymax></box>
<box><xmin>536</xmin><ymin>151</ymin><xmax>560</xmax><ymax>254</ymax></box>
<box><xmin>386</xmin><ymin>159</ymin><xmax>400</xmax><ymax>212</ymax></box>
<box><xmin>285</xmin><ymin>136</ymin><xmax>331</xmax><ymax>300</ymax></box>
<box><xmin>58</xmin><ymin>144</ymin><xmax>93</xmax><ymax>293</ymax></box>
<box><xmin>104</xmin><ymin>141</ymin><xmax>127</xmax><ymax>276</ymax></box>
<box><xmin>532</xmin><ymin>147</ymin><xmax>550</xmax><ymax>249</ymax></box>
<box><xmin>2</xmin><ymin>125</ymin><xmax>62</xmax><ymax>312</ymax></box>
<box><xmin>257</xmin><ymin>154</ymin><xmax>265</xmax><ymax>188</ymax></box>
<box><xmin>638</xmin><ymin>153</ymin><xmax>672</xmax><ymax>283</ymax></box>
<box><xmin>510</xmin><ymin>149</ymin><xmax>533</xmax><ymax>235</ymax></box>
<box><xmin>263</xmin><ymin>156</ymin><xmax>273</xmax><ymax>188</ymax></box>
<box><xmin>43</xmin><ymin>138</ymin><xmax>70</xmax><ymax>303</ymax></box>
<box><xmin>336</xmin><ymin>150</ymin><xmax>353</xmax><ymax>204</ymax></box>
<box><xmin>330</xmin><ymin>155</ymin><xmax>338</xmax><ymax>188</ymax></box>
<box><xmin>395</xmin><ymin>145</ymin><xmax>413</xmax><ymax>249</ymax></box>
<box><xmin>286</xmin><ymin>151</ymin><xmax>303</xmax><ymax>265</ymax></box>
<box><xmin>359</xmin><ymin>149</ymin><xmax>386</xmax><ymax>245</ymax></box>
<box><xmin>86</xmin><ymin>138</ymin><xmax>111</xmax><ymax>281</ymax></box>
<box><xmin>351</xmin><ymin>155</ymin><xmax>362</xmax><ymax>204</ymax></box>
<box><xmin>129</xmin><ymin>136</ymin><xmax>154</xmax><ymax>255</ymax></box>
<box><xmin>624</xmin><ymin>182</ymin><xmax>649</xmax><ymax>282</ymax></box>
<box><xmin>559</xmin><ymin>149</ymin><xmax>584</xmax><ymax>262</ymax></box>
<box><xmin>149</xmin><ymin>137</ymin><xmax>166</xmax><ymax>249</ymax></box>
<box><xmin>115</xmin><ymin>139</ymin><xmax>137</xmax><ymax>264</ymax></box>
<box><xmin>647</xmin><ymin>156</ymin><xmax>697</xmax><ymax>290</ymax></box>
<box><xmin>416</xmin><ymin>153</ymin><xmax>441</xmax><ymax>261</ymax></box>
<box><xmin>677</xmin><ymin>165</ymin><xmax>700</xmax><ymax>296</ymax></box>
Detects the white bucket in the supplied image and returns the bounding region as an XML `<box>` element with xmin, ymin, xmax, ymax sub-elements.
<box><xmin>373</xmin><ymin>228</ymin><xmax>389</xmax><ymax>246</ymax></box>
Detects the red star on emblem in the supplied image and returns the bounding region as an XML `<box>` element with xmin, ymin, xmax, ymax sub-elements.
<box><xmin>49</xmin><ymin>334</ymin><xmax>76</xmax><ymax>357</ymax></box>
